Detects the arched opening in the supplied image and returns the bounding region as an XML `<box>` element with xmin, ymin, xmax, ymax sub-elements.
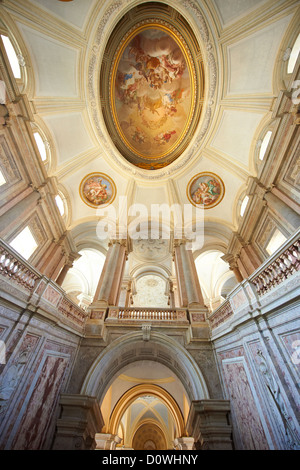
<box><xmin>80</xmin><ymin>331</ymin><xmax>210</xmax><ymax>449</ymax></box>
<box><xmin>132</xmin><ymin>422</ymin><xmax>167</xmax><ymax>451</ymax></box>
<box><xmin>61</xmin><ymin>248</ymin><xmax>105</xmax><ymax>309</ymax></box>
<box><xmin>195</xmin><ymin>249</ymin><xmax>237</xmax><ymax>311</ymax></box>
<box><xmin>107</xmin><ymin>383</ymin><xmax>185</xmax><ymax>449</ymax></box>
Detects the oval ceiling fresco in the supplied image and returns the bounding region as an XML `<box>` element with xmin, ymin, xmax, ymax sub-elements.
<box><xmin>111</xmin><ymin>24</ymin><xmax>195</xmax><ymax>161</ymax></box>
<box><xmin>101</xmin><ymin>5</ymin><xmax>204</xmax><ymax>170</ymax></box>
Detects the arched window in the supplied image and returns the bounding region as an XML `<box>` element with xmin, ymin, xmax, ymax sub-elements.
<box><xmin>259</xmin><ymin>130</ymin><xmax>272</xmax><ymax>161</ymax></box>
<box><xmin>288</xmin><ymin>33</ymin><xmax>300</xmax><ymax>74</ymax></box>
<box><xmin>240</xmin><ymin>195</ymin><xmax>249</xmax><ymax>217</ymax></box>
<box><xmin>61</xmin><ymin>248</ymin><xmax>106</xmax><ymax>308</ymax></box>
<box><xmin>33</xmin><ymin>131</ymin><xmax>47</xmax><ymax>162</ymax></box>
<box><xmin>0</xmin><ymin>169</ymin><xmax>6</xmax><ymax>186</ymax></box>
<box><xmin>1</xmin><ymin>35</ymin><xmax>21</xmax><ymax>79</ymax></box>
<box><xmin>55</xmin><ymin>194</ymin><xmax>65</xmax><ymax>217</ymax></box>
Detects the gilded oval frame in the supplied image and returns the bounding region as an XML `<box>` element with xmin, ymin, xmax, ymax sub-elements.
<box><xmin>187</xmin><ymin>172</ymin><xmax>225</xmax><ymax>209</ymax></box>
<box><xmin>79</xmin><ymin>172</ymin><xmax>117</xmax><ymax>209</ymax></box>
<box><xmin>108</xmin><ymin>19</ymin><xmax>198</xmax><ymax>166</ymax></box>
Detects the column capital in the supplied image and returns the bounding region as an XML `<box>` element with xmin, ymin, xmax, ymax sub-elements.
<box><xmin>108</xmin><ymin>237</ymin><xmax>131</xmax><ymax>257</ymax></box>
<box><xmin>173</xmin><ymin>437</ymin><xmax>195</xmax><ymax>450</ymax></box>
<box><xmin>173</xmin><ymin>238</ymin><xmax>188</xmax><ymax>250</ymax></box>
<box><xmin>95</xmin><ymin>433</ymin><xmax>122</xmax><ymax>450</ymax></box>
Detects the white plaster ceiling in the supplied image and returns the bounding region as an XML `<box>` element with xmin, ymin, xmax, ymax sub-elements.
<box><xmin>5</xmin><ymin>0</ymin><xmax>297</xmax><ymax>258</ymax></box>
<box><xmin>225</xmin><ymin>14</ymin><xmax>293</xmax><ymax>95</ymax></box>
<box><xmin>121</xmin><ymin>396</ymin><xmax>173</xmax><ymax>447</ymax></box>
<box><xmin>16</xmin><ymin>23</ymin><xmax>79</xmax><ymax>97</ymax></box>
<box><xmin>209</xmin><ymin>109</ymin><xmax>264</xmax><ymax>167</ymax></box>
<box><xmin>43</xmin><ymin>112</ymin><xmax>95</xmax><ymax>165</ymax></box>
<box><xmin>28</xmin><ymin>0</ymin><xmax>96</xmax><ymax>30</ymax></box>
<box><xmin>212</xmin><ymin>0</ymin><xmax>267</xmax><ymax>26</ymax></box>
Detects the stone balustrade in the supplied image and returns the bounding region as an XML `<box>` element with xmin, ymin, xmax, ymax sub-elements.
<box><xmin>0</xmin><ymin>243</ymin><xmax>40</xmax><ymax>291</ymax></box>
<box><xmin>106</xmin><ymin>306</ymin><xmax>189</xmax><ymax>323</ymax></box>
<box><xmin>250</xmin><ymin>238</ymin><xmax>300</xmax><ymax>296</ymax></box>
<box><xmin>0</xmin><ymin>239</ymin><xmax>88</xmax><ymax>333</ymax></box>
<box><xmin>208</xmin><ymin>229</ymin><xmax>300</xmax><ymax>332</ymax></box>
<box><xmin>209</xmin><ymin>300</ymin><xmax>234</xmax><ymax>330</ymax></box>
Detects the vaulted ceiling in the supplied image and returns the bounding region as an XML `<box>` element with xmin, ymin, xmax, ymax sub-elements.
<box><xmin>1</xmin><ymin>0</ymin><xmax>298</xmax><ymax>270</ymax></box>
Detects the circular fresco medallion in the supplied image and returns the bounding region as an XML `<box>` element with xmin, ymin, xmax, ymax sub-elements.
<box><xmin>187</xmin><ymin>172</ymin><xmax>225</xmax><ymax>209</ymax></box>
<box><xmin>109</xmin><ymin>21</ymin><xmax>197</xmax><ymax>167</ymax></box>
<box><xmin>79</xmin><ymin>173</ymin><xmax>116</xmax><ymax>208</ymax></box>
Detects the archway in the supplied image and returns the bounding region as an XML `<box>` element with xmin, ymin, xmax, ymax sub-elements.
<box><xmin>81</xmin><ymin>331</ymin><xmax>209</xmax><ymax>404</ymax></box>
<box><xmin>132</xmin><ymin>422</ymin><xmax>167</xmax><ymax>451</ymax></box>
<box><xmin>108</xmin><ymin>383</ymin><xmax>185</xmax><ymax>449</ymax></box>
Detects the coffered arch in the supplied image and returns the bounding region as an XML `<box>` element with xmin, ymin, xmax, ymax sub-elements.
<box><xmin>81</xmin><ymin>330</ymin><xmax>210</xmax><ymax>403</ymax></box>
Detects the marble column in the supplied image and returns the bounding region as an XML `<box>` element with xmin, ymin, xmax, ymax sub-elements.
<box><xmin>35</xmin><ymin>240</ymin><xmax>57</xmax><ymax>271</ymax></box>
<box><xmin>50</xmin><ymin>251</ymin><xmax>66</xmax><ymax>281</ymax></box>
<box><xmin>236</xmin><ymin>254</ymin><xmax>249</xmax><ymax>279</ymax></box>
<box><xmin>173</xmin><ymin>242</ymin><xmax>188</xmax><ymax>307</ymax></box>
<box><xmin>173</xmin><ymin>240</ymin><xmax>204</xmax><ymax>308</ymax></box>
<box><xmin>92</xmin><ymin>239</ymin><xmax>127</xmax><ymax>307</ymax></box>
<box><xmin>124</xmin><ymin>279</ymin><xmax>132</xmax><ymax>307</ymax></box>
<box><xmin>168</xmin><ymin>279</ymin><xmax>176</xmax><ymax>309</ymax></box>
<box><xmin>239</xmin><ymin>243</ymin><xmax>262</xmax><ymax>276</ymax></box>
<box><xmin>55</xmin><ymin>259</ymin><xmax>74</xmax><ymax>286</ymax></box>
<box><xmin>264</xmin><ymin>189</ymin><xmax>300</xmax><ymax>231</ymax></box>
<box><xmin>0</xmin><ymin>188</ymin><xmax>40</xmax><ymax>237</ymax></box>
<box><xmin>186</xmin><ymin>400</ymin><xmax>233</xmax><ymax>450</ymax></box>
<box><xmin>52</xmin><ymin>394</ymin><xmax>104</xmax><ymax>450</ymax></box>
<box><xmin>38</xmin><ymin>236</ymin><xmax>66</xmax><ymax>279</ymax></box>
<box><xmin>231</xmin><ymin>261</ymin><xmax>244</xmax><ymax>283</ymax></box>
<box><xmin>222</xmin><ymin>254</ymin><xmax>244</xmax><ymax>283</ymax></box>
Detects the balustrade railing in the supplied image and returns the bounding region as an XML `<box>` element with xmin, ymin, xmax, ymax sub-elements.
<box><xmin>107</xmin><ymin>307</ymin><xmax>188</xmax><ymax>322</ymax></box>
<box><xmin>209</xmin><ymin>301</ymin><xmax>233</xmax><ymax>330</ymax></box>
<box><xmin>0</xmin><ymin>243</ymin><xmax>40</xmax><ymax>291</ymax></box>
<box><xmin>209</xmin><ymin>229</ymin><xmax>300</xmax><ymax>330</ymax></box>
<box><xmin>250</xmin><ymin>238</ymin><xmax>300</xmax><ymax>296</ymax></box>
<box><xmin>0</xmin><ymin>239</ymin><xmax>88</xmax><ymax>331</ymax></box>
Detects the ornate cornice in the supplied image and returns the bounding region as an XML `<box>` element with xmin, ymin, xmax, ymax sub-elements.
<box><xmin>87</xmin><ymin>0</ymin><xmax>218</xmax><ymax>181</ymax></box>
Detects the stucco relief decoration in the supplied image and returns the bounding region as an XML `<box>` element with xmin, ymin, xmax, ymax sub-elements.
<box><xmin>110</xmin><ymin>23</ymin><xmax>195</xmax><ymax>167</ymax></box>
<box><xmin>133</xmin><ymin>238</ymin><xmax>169</xmax><ymax>260</ymax></box>
<box><xmin>187</xmin><ymin>172</ymin><xmax>225</xmax><ymax>209</ymax></box>
<box><xmin>79</xmin><ymin>173</ymin><xmax>116</xmax><ymax>208</ymax></box>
